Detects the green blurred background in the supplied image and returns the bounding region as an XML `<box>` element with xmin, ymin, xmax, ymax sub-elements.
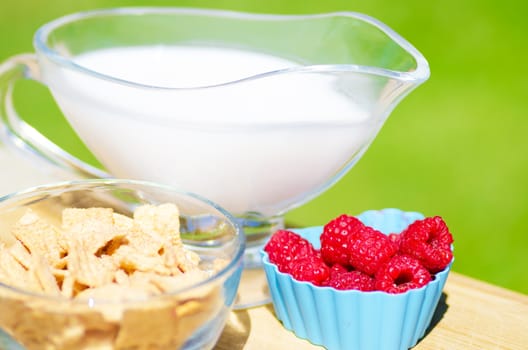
<box><xmin>1</xmin><ymin>0</ymin><xmax>527</xmax><ymax>294</ymax></box>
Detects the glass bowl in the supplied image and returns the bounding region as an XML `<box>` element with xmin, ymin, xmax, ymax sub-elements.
<box><xmin>0</xmin><ymin>179</ymin><xmax>245</xmax><ymax>350</ymax></box>
<box><xmin>261</xmin><ymin>209</ymin><xmax>452</xmax><ymax>350</ymax></box>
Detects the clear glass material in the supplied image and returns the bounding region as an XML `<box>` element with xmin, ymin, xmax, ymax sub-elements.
<box><xmin>0</xmin><ymin>179</ymin><xmax>244</xmax><ymax>350</ymax></box>
<box><xmin>0</xmin><ymin>8</ymin><xmax>429</xmax><ymax>308</ymax></box>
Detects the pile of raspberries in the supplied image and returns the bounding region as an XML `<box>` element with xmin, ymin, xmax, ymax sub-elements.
<box><xmin>264</xmin><ymin>214</ymin><xmax>453</xmax><ymax>293</ymax></box>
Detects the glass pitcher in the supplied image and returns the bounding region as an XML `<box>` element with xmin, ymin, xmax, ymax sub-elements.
<box><xmin>0</xmin><ymin>7</ymin><xmax>429</xmax><ymax>308</ymax></box>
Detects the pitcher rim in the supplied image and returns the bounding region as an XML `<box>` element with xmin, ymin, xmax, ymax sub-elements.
<box><xmin>34</xmin><ymin>6</ymin><xmax>430</xmax><ymax>90</ymax></box>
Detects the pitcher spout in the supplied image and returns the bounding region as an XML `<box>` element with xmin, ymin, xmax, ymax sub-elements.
<box><xmin>296</xmin><ymin>11</ymin><xmax>431</xmax><ymax>121</ymax></box>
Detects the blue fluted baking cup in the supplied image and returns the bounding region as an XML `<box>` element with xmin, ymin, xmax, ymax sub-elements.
<box><xmin>261</xmin><ymin>208</ymin><xmax>453</xmax><ymax>350</ymax></box>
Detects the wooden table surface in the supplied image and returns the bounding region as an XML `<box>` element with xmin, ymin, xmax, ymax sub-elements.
<box><xmin>215</xmin><ymin>272</ymin><xmax>528</xmax><ymax>350</ymax></box>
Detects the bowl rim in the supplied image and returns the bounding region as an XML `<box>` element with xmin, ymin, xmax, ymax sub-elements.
<box><xmin>0</xmin><ymin>178</ymin><xmax>246</xmax><ymax>304</ymax></box>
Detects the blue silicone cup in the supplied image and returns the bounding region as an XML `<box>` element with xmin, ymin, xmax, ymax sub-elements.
<box><xmin>261</xmin><ymin>208</ymin><xmax>453</xmax><ymax>350</ymax></box>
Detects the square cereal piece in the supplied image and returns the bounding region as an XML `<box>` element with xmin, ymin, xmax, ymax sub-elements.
<box><xmin>133</xmin><ymin>204</ymin><xmax>182</xmax><ymax>247</ymax></box>
<box><xmin>114</xmin><ymin>298</ymin><xmax>180</xmax><ymax>349</ymax></box>
<box><xmin>118</xmin><ymin>224</ymin><xmax>164</xmax><ymax>257</ymax></box>
<box><xmin>112</xmin><ymin>213</ymin><xmax>135</xmax><ymax>230</ymax></box>
<box><xmin>126</xmin><ymin>271</ymin><xmax>164</xmax><ymax>294</ymax></box>
<box><xmin>62</xmin><ymin>208</ymin><xmax>114</xmax><ymax>231</ymax></box>
<box><xmin>31</xmin><ymin>254</ymin><xmax>61</xmax><ymax>295</ymax></box>
<box><xmin>62</xmin><ymin>208</ymin><xmax>126</xmax><ymax>255</ymax></box>
<box><xmin>113</xmin><ymin>245</ymin><xmax>170</xmax><ymax>276</ymax></box>
<box><xmin>163</xmin><ymin>245</ymin><xmax>200</xmax><ymax>274</ymax></box>
<box><xmin>8</xmin><ymin>240</ymin><xmax>33</xmax><ymax>270</ymax></box>
<box><xmin>67</xmin><ymin>237</ymin><xmax>117</xmax><ymax>288</ymax></box>
<box><xmin>11</xmin><ymin>209</ymin><xmax>67</xmax><ymax>268</ymax></box>
<box><xmin>0</xmin><ymin>248</ymin><xmax>41</xmax><ymax>293</ymax></box>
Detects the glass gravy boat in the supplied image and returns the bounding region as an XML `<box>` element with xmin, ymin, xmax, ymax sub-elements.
<box><xmin>0</xmin><ymin>7</ymin><xmax>429</xmax><ymax>308</ymax></box>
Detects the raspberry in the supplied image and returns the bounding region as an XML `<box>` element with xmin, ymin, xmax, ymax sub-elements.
<box><xmin>387</xmin><ymin>233</ymin><xmax>402</xmax><ymax>250</ymax></box>
<box><xmin>399</xmin><ymin>216</ymin><xmax>454</xmax><ymax>273</ymax></box>
<box><xmin>348</xmin><ymin>226</ymin><xmax>398</xmax><ymax>276</ymax></box>
<box><xmin>320</xmin><ymin>215</ymin><xmax>365</xmax><ymax>266</ymax></box>
<box><xmin>329</xmin><ymin>263</ymin><xmax>349</xmax><ymax>277</ymax></box>
<box><xmin>290</xmin><ymin>255</ymin><xmax>330</xmax><ymax>285</ymax></box>
<box><xmin>264</xmin><ymin>230</ymin><xmax>316</xmax><ymax>273</ymax></box>
<box><xmin>324</xmin><ymin>270</ymin><xmax>375</xmax><ymax>291</ymax></box>
<box><xmin>375</xmin><ymin>255</ymin><xmax>432</xmax><ymax>294</ymax></box>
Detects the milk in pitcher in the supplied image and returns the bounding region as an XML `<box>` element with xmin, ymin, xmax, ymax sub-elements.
<box><xmin>44</xmin><ymin>46</ymin><xmax>377</xmax><ymax>216</ymax></box>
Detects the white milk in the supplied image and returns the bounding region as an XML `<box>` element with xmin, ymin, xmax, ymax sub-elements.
<box><xmin>41</xmin><ymin>46</ymin><xmax>380</xmax><ymax>216</ymax></box>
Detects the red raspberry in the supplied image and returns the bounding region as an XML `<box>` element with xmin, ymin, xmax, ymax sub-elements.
<box><xmin>320</xmin><ymin>215</ymin><xmax>365</xmax><ymax>266</ymax></box>
<box><xmin>290</xmin><ymin>255</ymin><xmax>330</xmax><ymax>285</ymax></box>
<box><xmin>264</xmin><ymin>230</ymin><xmax>316</xmax><ymax>273</ymax></box>
<box><xmin>329</xmin><ymin>263</ymin><xmax>349</xmax><ymax>277</ymax></box>
<box><xmin>399</xmin><ymin>216</ymin><xmax>454</xmax><ymax>273</ymax></box>
<box><xmin>387</xmin><ymin>233</ymin><xmax>402</xmax><ymax>250</ymax></box>
<box><xmin>375</xmin><ymin>255</ymin><xmax>432</xmax><ymax>294</ymax></box>
<box><xmin>324</xmin><ymin>270</ymin><xmax>375</xmax><ymax>291</ymax></box>
<box><xmin>348</xmin><ymin>226</ymin><xmax>398</xmax><ymax>276</ymax></box>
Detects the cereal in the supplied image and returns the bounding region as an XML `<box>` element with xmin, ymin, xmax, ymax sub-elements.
<box><xmin>67</xmin><ymin>237</ymin><xmax>118</xmax><ymax>288</ymax></box>
<box><xmin>7</xmin><ymin>240</ymin><xmax>33</xmax><ymax>270</ymax></box>
<box><xmin>0</xmin><ymin>251</ymin><xmax>40</xmax><ymax>292</ymax></box>
<box><xmin>62</xmin><ymin>208</ymin><xmax>125</xmax><ymax>255</ymax></box>
<box><xmin>163</xmin><ymin>244</ymin><xmax>201</xmax><ymax>273</ymax></box>
<box><xmin>133</xmin><ymin>204</ymin><xmax>182</xmax><ymax>247</ymax></box>
<box><xmin>0</xmin><ymin>204</ymin><xmax>224</xmax><ymax>350</ymax></box>
<box><xmin>11</xmin><ymin>209</ymin><xmax>67</xmax><ymax>267</ymax></box>
<box><xmin>113</xmin><ymin>244</ymin><xmax>169</xmax><ymax>275</ymax></box>
<box><xmin>32</xmin><ymin>254</ymin><xmax>62</xmax><ymax>295</ymax></box>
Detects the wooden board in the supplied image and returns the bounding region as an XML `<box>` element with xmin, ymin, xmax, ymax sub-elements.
<box><xmin>215</xmin><ymin>272</ymin><xmax>528</xmax><ymax>349</ymax></box>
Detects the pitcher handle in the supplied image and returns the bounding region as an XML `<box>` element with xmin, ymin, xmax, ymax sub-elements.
<box><xmin>0</xmin><ymin>54</ymin><xmax>109</xmax><ymax>179</ymax></box>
